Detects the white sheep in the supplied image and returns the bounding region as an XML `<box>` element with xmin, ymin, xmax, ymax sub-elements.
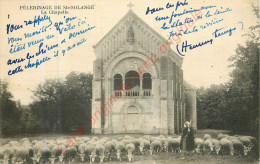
<box><xmin>130</xmin><ymin>138</ymin><xmax>140</xmax><ymax>153</ymax></box>
<box><xmin>231</xmin><ymin>139</ymin><xmax>244</xmax><ymax>156</ymax></box>
<box><xmin>166</xmin><ymin>137</ymin><xmax>180</xmax><ymax>153</ymax></box>
<box><xmin>57</xmin><ymin>144</ymin><xmax>67</xmax><ymax>163</ymax></box>
<box><xmin>217</xmin><ymin>133</ymin><xmax>228</xmax><ymax>140</ymax></box>
<box><xmin>203</xmin><ymin>134</ymin><xmax>212</xmax><ymax>140</ymax></box>
<box><xmin>78</xmin><ymin>143</ymin><xmax>87</xmax><ymax>162</ymax></box>
<box><xmin>19</xmin><ymin>138</ymin><xmax>30</xmax><ymax>143</ymax></box>
<box><xmin>138</xmin><ymin>139</ymin><xmax>150</xmax><ymax>154</ymax></box>
<box><xmin>66</xmin><ymin>146</ymin><xmax>77</xmax><ymax>163</ymax></box>
<box><xmin>150</xmin><ymin>137</ymin><xmax>161</xmax><ymax>144</ymax></box>
<box><xmin>224</xmin><ymin>135</ymin><xmax>238</xmax><ymax>141</ymax></box>
<box><xmin>239</xmin><ymin>137</ymin><xmax>253</xmax><ymax>156</ymax></box>
<box><xmin>211</xmin><ymin>139</ymin><xmax>221</xmax><ymax>154</ymax></box>
<box><xmin>115</xmin><ymin>142</ymin><xmax>126</xmax><ymax>161</ymax></box>
<box><xmin>86</xmin><ymin>144</ymin><xmax>96</xmax><ymax>163</ymax></box>
<box><xmin>220</xmin><ymin>138</ymin><xmax>234</xmax><ymax>155</ymax></box>
<box><xmin>12</xmin><ymin>146</ymin><xmax>30</xmax><ymax>164</ymax></box>
<box><xmin>104</xmin><ymin>141</ymin><xmax>116</xmax><ymax>161</ymax></box>
<box><xmin>96</xmin><ymin>144</ymin><xmax>105</xmax><ymax>163</ymax></box>
<box><xmin>48</xmin><ymin>146</ymin><xmax>59</xmax><ymax>164</ymax></box>
<box><xmin>159</xmin><ymin>137</ymin><xmax>167</xmax><ymax>152</ymax></box>
<box><xmin>194</xmin><ymin>138</ymin><xmax>204</xmax><ymax>153</ymax></box>
<box><xmin>126</xmin><ymin>143</ymin><xmax>135</xmax><ymax>162</ymax></box>
<box><xmin>203</xmin><ymin>139</ymin><xmax>214</xmax><ymax>154</ymax></box>
<box><xmin>83</xmin><ymin>137</ymin><xmax>90</xmax><ymax>143</ymax></box>
<box><xmin>1</xmin><ymin>146</ymin><xmax>13</xmax><ymax>164</ymax></box>
<box><xmin>36</xmin><ymin>146</ymin><xmax>51</xmax><ymax>163</ymax></box>
<box><xmin>149</xmin><ymin>140</ymin><xmax>161</xmax><ymax>155</ymax></box>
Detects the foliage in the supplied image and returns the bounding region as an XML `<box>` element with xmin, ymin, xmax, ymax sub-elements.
<box><xmin>27</xmin><ymin>72</ymin><xmax>93</xmax><ymax>134</ymax></box>
<box><xmin>197</xmin><ymin>6</ymin><xmax>259</xmax><ymax>138</ymax></box>
<box><xmin>0</xmin><ymin>80</ymin><xmax>21</xmax><ymax>136</ymax></box>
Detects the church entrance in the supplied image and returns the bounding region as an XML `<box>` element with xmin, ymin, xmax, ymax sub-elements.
<box><xmin>125</xmin><ymin>105</ymin><xmax>140</xmax><ymax>133</ymax></box>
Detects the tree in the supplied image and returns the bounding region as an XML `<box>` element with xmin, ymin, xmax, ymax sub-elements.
<box><xmin>0</xmin><ymin>80</ymin><xmax>21</xmax><ymax>136</ymax></box>
<box><xmin>28</xmin><ymin>72</ymin><xmax>93</xmax><ymax>134</ymax></box>
<box><xmin>197</xmin><ymin>6</ymin><xmax>259</xmax><ymax>139</ymax></box>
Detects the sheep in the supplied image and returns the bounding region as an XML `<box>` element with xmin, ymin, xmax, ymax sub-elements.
<box><xmin>96</xmin><ymin>144</ymin><xmax>105</xmax><ymax>163</ymax></box>
<box><xmin>36</xmin><ymin>146</ymin><xmax>51</xmax><ymax>163</ymax></box>
<box><xmin>130</xmin><ymin>138</ymin><xmax>140</xmax><ymax>153</ymax></box>
<box><xmin>224</xmin><ymin>135</ymin><xmax>238</xmax><ymax>141</ymax></box>
<box><xmin>138</xmin><ymin>139</ymin><xmax>150</xmax><ymax>154</ymax></box>
<box><xmin>12</xmin><ymin>146</ymin><xmax>30</xmax><ymax>164</ymax></box>
<box><xmin>231</xmin><ymin>139</ymin><xmax>244</xmax><ymax>156</ymax></box>
<box><xmin>217</xmin><ymin>133</ymin><xmax>229</xmax><ymax>140</ymax></box>
<box><xmin>83</xmin><ymin>137</ymin><xmax>90</xmax><ymax>143</ymax></box>
<box><xmin>0</xmin><ymin>148</ymin><xmax>4</xmax><ymax>163</ymax></box>
<box><xmin>32</xmin><ymin>140</ymin><xmax>38</xmax><ymax>145</ymax></box>
<box><xmin>194</xmin><ymin>138</ymin><xmax>204</xmax><ymax>154</ymax></box>
<box><xmin>124</xmin><ymin>135</ymin><xmax>132</xmax><ymax>140</ymax></box>
<box><xmin>143</xmin><ymin>135</ymin><xmax>150</xmax><ymax>139</ymax></box>
<box><xmin>149</xmin><ymin>140</ymin><xmax>161</xmax><ymax>155</ymax></box>
<box><xmin>211</xmin><ymin>139</ymin><xmax>221</xmax><ymax>155</ymax></box>
<box><xmin>126</xmin><ymin>143</ymin><xmax>135</xmax><ymax>162</ymax></box>
<box><xmin>115</xmin><ymin>142</ymin><xmax>126</xmax><ymax>161</ymax></box>
<box><xmin>204</xmin><ymin>134</ymin><xmax>212</xmax><ymax>140</ymax></box>
<box><xmin>19</xmin><ymin>138</ymin><xmax>30</xmax><ymax>143</ymax></box>
<box><xmin>1</xmin><ymin>147</ymin><xmax>13</xmax><ymax>164</ymax></box>
<box><xmin>220</xmin><ymin>138</ymin><xmax>234</xmax><ymax>155</ymax></box>
<box><xmin>57</xmin><ymin>144</ymin><xmax>67</xmax><ymax>163</ymax></box>
<box><xmin>203</xmin><ymin>139</ymin><xmax>214</xmax><ymax>154</ymax></box>
<box><xmin>150</xmin><ymin>137</ymin><xmax>161</xmax><ymax>144</ymax></box>
<box><xmin>159</xmin><ymin>137</ymin><xmax>167</xmax><ymax>152</ymax></box>
<box><xmin>245</xmin><ymin>136</ymin><xmax>257</xmax><ymax>146</ymax></box>
<box><xmin>49</xmin><ymin>146</ymin><xmax>59</xmax><ymax>164</ymax></box>
<box><xmin>104</xmin><ymin>141</ymin><xmax>115</xmax><ymax>161</ymax></box>
<box><xmin>86</xmin><ymin>144</ymin><xmax>96</xmax><ymax>163</ymax></box>
<box><xmin>78</xmin><ymin>143</ymin><xmax>87</xmax><ymax>162</ymax></box>
<box><xmin>8</xmin><ymin>141</ymin><xmax>19</xmax><ymax>147</ymax></box>
<box><xmin>166</xmin><ymin>137</ymin><xmax>180</xmax><ymax>153</ymax></box>
<box><xmin>66</xmin><ymin>146</ymin><xmax>77</xmax><ymax>163</ymax></box>
<box><xmin>239</xmin><ymin>137</ymin><xmax>253</xmax><ymax>156</ymax></box>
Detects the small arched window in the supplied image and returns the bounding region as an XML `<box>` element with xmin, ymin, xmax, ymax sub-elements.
<box><xmin>114</xmin><ymin>74</ymin><xmax>122</xmax><ymax>90</ymax></box>
<box><xmin>125</xmin><ymin>71</ymin><xmax>140</xmax><ymax>90</ymax></box>
<box><xmin>143</xmin><ymin>73</ymin><xmax>152</xmax><ymax>89</ymax></box>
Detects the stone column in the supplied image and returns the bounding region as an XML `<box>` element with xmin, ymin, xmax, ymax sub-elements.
<box><xmin>91</xmin><ymin>59</ymin><xmax>103</xmax><ymax>134</ymax></box>
<box><xmin>184</xmin><ymin>88</ymin><xmax>197</xmax><ymax>130</ymax></box>
<box><xmin>160</xmin><ymin>56</ymin><xmax>169</xmax><ymax>135</ymax></box>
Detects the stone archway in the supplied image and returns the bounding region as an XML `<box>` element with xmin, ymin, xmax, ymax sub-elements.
<box><xmin>125</xmin><ymin>105</ymin><xmax>140</xmax><ymax>133</ymax></box>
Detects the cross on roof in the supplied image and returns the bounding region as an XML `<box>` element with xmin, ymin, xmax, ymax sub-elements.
<box><xmin>127</xmin><ymin>2</ymin><xmax>134</xmax><ymax>9</ymax></box>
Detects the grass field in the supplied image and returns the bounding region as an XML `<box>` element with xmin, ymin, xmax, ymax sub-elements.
<box><xmin>0</xmin><ymin>129</ymin><xmax>258</xmax><ymax>164</ymax></box>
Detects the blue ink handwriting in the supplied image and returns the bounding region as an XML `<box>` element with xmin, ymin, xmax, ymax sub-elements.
<box><xmin>212</xmin><ymin>26</ymin><xmax>236</xmax><ymax>38</ymax></box>
<box><xmin>6</xmin><ymin>24</ymin><xmax>23</xmax><ymax>34</ymax></box>
<box><xmin>146</xmin><ymin>6</ymin><xmax>164</xmax><ymax>15</ymax></box>
<box><xmin>176</xmin><ymin>39</ymin><xmax>213</xmax><ymax>56</ymax></box>
<box><xmin>24</xmin><ymin>15</ymin><xmax>51</xmax><ymax>27</ymax></box>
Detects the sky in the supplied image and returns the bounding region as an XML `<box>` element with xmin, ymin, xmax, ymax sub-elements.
<box><xmin>0</xmin><ymin>0</ymin><xmax>258</xmax><ymax>105</ymax></box>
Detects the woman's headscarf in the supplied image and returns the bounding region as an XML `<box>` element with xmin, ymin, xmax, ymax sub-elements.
<box><xmin>184</xmin><ymin>121</ymin><xmax>191</xmax><ymax>132</ymax></box>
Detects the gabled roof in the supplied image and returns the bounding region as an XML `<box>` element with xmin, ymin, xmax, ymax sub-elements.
<box><xmin>94</xmin><ymin>9</ymin><xmax>166</xmax><ymax>48</ymax></box>
<box><xmin>93</xmin><ymin>9</ymin><xmax>183</xmax><ymax>62</ymax></box>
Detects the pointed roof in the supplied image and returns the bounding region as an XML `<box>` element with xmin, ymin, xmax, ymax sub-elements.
<box><xmin>94</xmin><ymin>9</ymin><xmax>167</xmax><ymax>48</ymax></box>
<box><xmin>93</xmin><ymin>9</ymin><xmax>183</xmax><ymax>63</ymax></box>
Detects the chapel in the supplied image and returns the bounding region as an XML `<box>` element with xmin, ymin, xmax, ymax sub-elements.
<box><xmin>91</xmin><ymin>7</ymin><xmax>197</xmax><ymax>135</ymax></box>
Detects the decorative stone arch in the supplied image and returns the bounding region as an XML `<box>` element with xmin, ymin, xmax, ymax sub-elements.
<box><xmin>104</xmin><ymin>52</ymin><xmax>160</xmax><ymax>79</ymax></box>
<box><xmin>120</xmin><ymin>100</ymin><xmax>144</xmax><ymax>133</ymax></box>
<box><xmin>120</xmin><ymin>100</ymin><xmax>144</xmax><ymax>114</ymax></box>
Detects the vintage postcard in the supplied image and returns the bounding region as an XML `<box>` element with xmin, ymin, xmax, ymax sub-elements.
<box><xmin>0</xmin><ymin>0</ymin><xmax>259</xmax><ymax>163</ymax></box>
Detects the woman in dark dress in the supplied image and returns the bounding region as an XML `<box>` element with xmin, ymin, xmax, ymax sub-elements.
<box><xmin>180</xmin><ymin>121</ymin><xmax>195</xmax><ymax>159</ymax></box>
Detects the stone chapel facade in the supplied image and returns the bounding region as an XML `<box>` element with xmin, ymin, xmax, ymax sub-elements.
<box><xmin>91</xmin><ymin>9</ymin><xmax>197</xmax><ymax>135</ymax></box>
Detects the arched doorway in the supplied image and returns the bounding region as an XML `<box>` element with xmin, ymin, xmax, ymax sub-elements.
<box><xmin>125</xmin><ymin>105</ymin><xmax>140</xmax><ymax>133</ymax></box>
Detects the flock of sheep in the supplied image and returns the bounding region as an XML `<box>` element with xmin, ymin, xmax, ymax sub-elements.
<box><xmin>0</xmin><ymin>133</ymin><xmax>257</xmax><ymax>164</ymax></box>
